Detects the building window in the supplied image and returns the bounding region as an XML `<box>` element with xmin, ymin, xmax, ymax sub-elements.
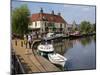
<box><xmin>60</xmin><ymin>24</ymin><xmax>62</xmax><ymax>28</ymax></box>
<box><xmin>45</xmin><ymin>22</ymin><xmax>46</xmax><ymax>27</ymax></box>
<box><xmin>35</xmin><ymin>22</ymin><xmax>37</xmax><ymax>27</ymax></box>
<box><xmin>60</xmin><ymin>24</ymin><xmax>63</xmax><ymax>32</ymax></box>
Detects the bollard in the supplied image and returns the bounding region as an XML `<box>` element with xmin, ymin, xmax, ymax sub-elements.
<box><xmin>21</xmin><ymin>41</ymin><xmax>23</xmax><ymax>47</ymax></box>
<box><xmin>15</xmin><ymin>40</ymin><xmax>17</xmax><ymax>46</ymax></box>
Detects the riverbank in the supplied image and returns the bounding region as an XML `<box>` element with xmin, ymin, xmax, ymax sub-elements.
<box><xmin>38</xmin><ymin>33</ymin><xmax>96</xmax><ymax>41</ymax></box>
<box><xmin>69</xmin><ymin>33</ymin><xmax>96</xmax><ymax>38</ymax></box>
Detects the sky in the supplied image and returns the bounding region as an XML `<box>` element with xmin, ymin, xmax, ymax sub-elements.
<box><xmin>11</xmin><ymin>0</ymin><xmax>96</xmax><ymax>24</ymax></box>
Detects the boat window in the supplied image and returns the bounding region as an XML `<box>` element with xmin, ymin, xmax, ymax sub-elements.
<box><xmin>41</xmin><ymin>40</ymin><xmax>52</xmax><ymax>44</ymax></box>
<box><xmin>41</xmin><ymin>41</ymin><xmax>45</xmax><ymax>45</ymax></box>
<box><xmin>48</xmin><ymin>51</ymin><xmax>54</xmax><ymax>54</ymax></box>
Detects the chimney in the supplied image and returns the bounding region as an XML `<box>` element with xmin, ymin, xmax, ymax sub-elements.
<box><xmin>40</xmin><ymin>8</ymin><xmax>43</xmax><ymax>13</ymax></box>
<box><xmin>58</xmin><ymin>12</ymin><xmax>61</xmax><ymax>16</ymax></box>
<box><xmin>51</xmin><ymin>10</ymin><xmax>54</xmax><ymax>15</ymax></box>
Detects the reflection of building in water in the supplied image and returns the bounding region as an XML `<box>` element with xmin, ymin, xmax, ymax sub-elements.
<box><xmin>53</xmin><ymin>39</ymin><xmax>73</xmax><ymax>55</ymax></box>
<box><xmin>64</xmin><ymin>39</ymin><xmax>73</xmax><ymax>51</ymax></box>
<box><xmin>72</xmin><ymin>39</ymin><xmax>79</xmax><ymax>45</ymax></box>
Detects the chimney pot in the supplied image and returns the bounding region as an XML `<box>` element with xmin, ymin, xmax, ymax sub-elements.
<box><xmin>40</xmin><ymin>8</ymin><xmax>43</xmax><ymax>13</ymax></box>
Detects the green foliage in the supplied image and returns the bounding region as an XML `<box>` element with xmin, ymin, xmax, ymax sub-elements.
<box><xmin>92</xmin><ymin>23</ymin><xmax>96</xmax><ymax>32</ymax></box>
<box><xmin>80</xmin><ymin>21</ymin><xmax>92</xmax><ymax>34</ymax></box>
<box><xmin>12</xmin><ymin>4</ymin><xmax>30</xmax><ymax>37</ymax></box>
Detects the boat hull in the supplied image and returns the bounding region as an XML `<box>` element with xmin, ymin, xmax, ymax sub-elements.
<box><xmin>48</xmin><ymin>53</ymin><xmax>67</xmax><ymax>67</ymax></box>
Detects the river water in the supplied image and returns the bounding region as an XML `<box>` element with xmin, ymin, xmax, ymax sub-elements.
<box><xmin>53</xmin><ymin>36</ymin><xmax>96</xmax><ymax>71</ymax></box>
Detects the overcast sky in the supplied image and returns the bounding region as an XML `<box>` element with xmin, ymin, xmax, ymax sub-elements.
<box><xmin>12</xmin><ymin>0</ymin><xmax>96</xmax><ymax>24</ymax></box>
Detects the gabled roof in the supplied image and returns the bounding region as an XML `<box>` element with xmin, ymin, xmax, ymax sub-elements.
<box><xmin>30</xmin><ymin>13</ymin><xmax>66</xmax><ymax>24</ymax></box>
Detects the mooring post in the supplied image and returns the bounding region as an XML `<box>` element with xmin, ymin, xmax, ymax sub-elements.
<box><xmin>15</xmin><ymin>39</ymin><xmax>17</xmax><ymax>46</ymax></box>
<box><xmin>21</xmin><ymin>41</ymin><xmax>23</xmax><ymax>47</ymax></box>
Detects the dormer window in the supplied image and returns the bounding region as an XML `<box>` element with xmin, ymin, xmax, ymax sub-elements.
<box><xmin>42</xmin><ymin>16</ymin><xmax>45</xmax><ymax>19</ymax></box>
<box><xmin>42</xmin><ymin>16</ymin><xmax>47</xmax><ymax>21</ymax></box>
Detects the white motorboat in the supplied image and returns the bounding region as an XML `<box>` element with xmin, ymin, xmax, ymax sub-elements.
<box><xmin>46</xmin><ymin>32</ymin><xmax>54</xmax><ymax>38</ymax></box>
<box><xmin>37</xmin><ymin>40</ymin><xmax>54</xmax><ymax>57</ymax></box>
<box><xmin>47</xmin><ymin>32</ymin><xmax>66</xmax><ymax>39</ymax></box>
<box><xmin>37</xmin><ymin>44</ymin><xmax>54</xmax><ymax>52</ymax></box>
<box><xmin>48</xmin><ymin>53</ymin><xmax>67</xmax><ymax>67</ymax></box>
<box><xmin>45</xmin><ymin>32</ymin><xmax>55</xmax><ymax>40</ymax></box>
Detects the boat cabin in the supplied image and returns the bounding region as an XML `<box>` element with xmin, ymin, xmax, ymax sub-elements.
<box><xmin>37</xmin><ymin>40</ymin><xmax>54</xmax><ymax>58</ymax></box>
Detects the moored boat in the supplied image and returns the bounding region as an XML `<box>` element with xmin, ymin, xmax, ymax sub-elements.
<box><xmin>37</xmin><ymin>39</ymin><xmax>54</xmax><ymax>57</ymax></box>
<box><xmin>48</xmin><ymin>53</ymin><xmax>67</xmax><ymax>67</ymax></box>
<box><xmin>37</xmin><ymin>39</ymin><xmax>67</xmax><ymax>67</ymax></box>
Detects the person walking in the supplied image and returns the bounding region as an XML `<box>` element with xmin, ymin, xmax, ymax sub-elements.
<box><xmin>24</xmin><ymin>34</ymin><xmax>26</xmax><ymax>44</ymax></box>
<box><xmin>28</xmin><ymin>34</ymin><xmax>32</xmax><ymax>49</ymax></box>
<box><xmin>25</xmin><ymin>34</ymin><xmax>28</xmax><ymax>48</ymax></box>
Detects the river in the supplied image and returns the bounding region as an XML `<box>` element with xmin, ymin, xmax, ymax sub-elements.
<box><xmin>53</xmin><ymin>36</ymin><xmax>96</xmax><ymax>71</ymax></box>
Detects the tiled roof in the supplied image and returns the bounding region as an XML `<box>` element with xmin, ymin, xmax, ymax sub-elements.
<box><xmin>31</xmin><ymin>13</ymin><xmax>66</xmax><ymax>23</ymax></box>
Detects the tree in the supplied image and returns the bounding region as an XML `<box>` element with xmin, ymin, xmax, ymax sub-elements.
<box><xmin>80</xmin><ymin>21</ymin><xmax>92</xmax><ymax>34</ymax></box>
<box><xmin>92</xmin><ymin>23</ymin><xmax>96</xmax><ymax>32</ymax></box>
<box><xmin>90</xmin><ymin>23</ymin><xmax>96</xmax><ymax>33</ymax></box>
<box><xmin>12</xmin><ymin>4</ymin><xmax>30</xmax><ymax>37</ymax></box>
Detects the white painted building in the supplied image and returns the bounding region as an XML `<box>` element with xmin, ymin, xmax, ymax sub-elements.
<box><xmin>28</xmin><ymin>8</ymin><xmax>68</xmax><ymax>33</ymax></box>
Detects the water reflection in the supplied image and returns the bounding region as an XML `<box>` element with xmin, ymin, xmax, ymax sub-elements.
<box><xmin>93</xmin><ymin>35</ymin><xmax>96</xmax><ymax>42</ymax></box>
<box><xmin>53</xmin><ymin>39</ymin><xmax>73</xmax><ymax>55</ymax></box>
<box><xmin>53</xmin><ymin>36</ymin><xmax>96</xmax><ymax>70</ymax></box>
<box><xmin>80</xmin><ymin>37</ymin><xmax>92</xmax><ymax>47</ymax></box>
